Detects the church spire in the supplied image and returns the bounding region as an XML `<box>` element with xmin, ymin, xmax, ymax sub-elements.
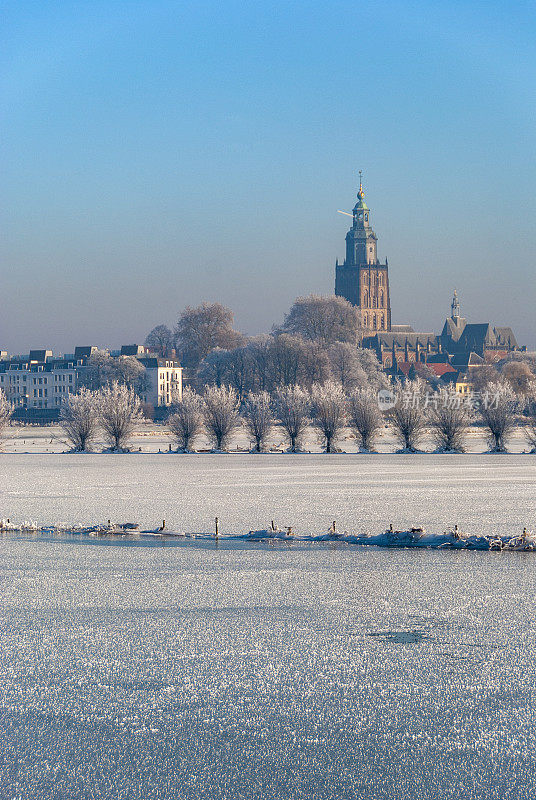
<box><xmin>451</xmin><ymin>289</ymin><xmax>460</xmax><ymax>320</ymax></box>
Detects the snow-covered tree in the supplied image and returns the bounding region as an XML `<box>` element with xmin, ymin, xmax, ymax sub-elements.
<box><xmin>501</xmin><ymin>360</ymin><xmax>536</xmax><ymax>396</ymax></box>
<box><xmin>354</xmin><ymin>348</ymin><xmax>389</xmax><ymax>389</ymax></box>
<box><xmin>144</xmin><ymin>324</ymin><xmax>174</xmax><ymax>357</ymax></box>
<box><xmin>267</xmin><ymin>334</ymin><xmax>310</xmax><ymax>389</ymax></box>
<box><xmin>427</xmin><ymin>388</ymin><xmax>473</xmax><ymax>452</ymax></box>
<box><xmin>273</xmin><ymin>385</ymin><xmax>310</xmax><ymax>452</ymax></box>
<box><xmin>524</xmin><ymin>397</ymin><xmax>536</xmax><ymax>452</ymax></box>
<box><xmin>203</xmin><ymin>385</ymin><xmax>240</xmax><ymax>450</ymax></box>
<box><xmin>98</xmin><ymin>381</ymin><xmax>142</xmax><ymax>451</ymax></box>
<box><xmin>310</xmin><ymin>381</ymin><xmax>347</xmax><ymax>453</ymax></box>
<box><xmin>478</xmin><ymin>385</ymin><xmax>518</xmax><ymax>452</ymax></box>
<box><xmin>196</xmin><ymin>348</ymin><xmax>232</xmax><ymax>389</ymax></box>
<box><xmin>167</xmin><ymin>388</ymin><xmax>203</xmax><ymax>452</ymax></box>
<box><xmin>280</xmin><ymin>295</ymin><xmax>361</xmax><ymax>345</ymax></box>
<box><xmin>347</xmin><ymin>387</ymin><xmax>383</xmax><ymax>451</ymax></box>
<box><xmin>79</xmin><ymin>350</ymin><xmax>147</xmax><ymax>395</ymax></box>
<box><xmin>242</xmin><ymin>391</ymin><xmax>274</xmax><ymax>452</ymax></box>
<box><xmin>328</xmin><ymin>342</ymin><xmax>368</xmax><ymax>391</ymax></box>
<box><xmin>0</xmin><ymin>390</ymin><xmax>12</xmax><ymax>444</ymax></box>
<box><xmin>175</xmin><ymin>303</ymin><xmax>242</xmax><ymax>369</ymax></box>
<box><xmin>60</xmin><ymin>388</ymin><xmax>99</xmax><ymax>452</ymax></box>
<box><xmin>389</xmin><ymin>379</ymin><xmax>428</xmax><ymax>451</ymax></box>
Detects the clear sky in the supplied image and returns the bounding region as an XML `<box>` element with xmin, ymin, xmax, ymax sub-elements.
<box><xmin>2</xmin><ymin>0</ymin><xmax>535</xmax><ymax>353</ymax></box>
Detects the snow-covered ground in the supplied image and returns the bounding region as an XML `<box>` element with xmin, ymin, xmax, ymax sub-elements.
<box><xmin>1</xmin><ymin>421</ymin><xmax>533</xmax><ymax>454</ymax></box>
<box><xmin>0</xmin><ymin>452</ymin><xmax>534</xmax><ymax>536</ymax></box>
<box><xmin>1</xmin><ymin>455</ymin><xmax>535</xmax><ymax>799</ymax></box>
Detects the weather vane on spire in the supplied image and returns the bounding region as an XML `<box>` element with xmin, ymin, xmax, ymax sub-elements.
<box><xmin>358</xmin><ymin>170</ymin><xmax>363</xmax><ymax>194</ymax></box>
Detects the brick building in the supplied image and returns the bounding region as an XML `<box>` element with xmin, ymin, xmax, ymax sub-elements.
<box><xmin>335</xmin><ymin>174</ymin><xmax>391</xmax><ymax>332</ymax></box>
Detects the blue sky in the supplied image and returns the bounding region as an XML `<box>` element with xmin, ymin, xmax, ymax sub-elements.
<box><xmin>2</xmin><ymin>0</ymin><xmax>535</xmax><ymax>351</ymax></box>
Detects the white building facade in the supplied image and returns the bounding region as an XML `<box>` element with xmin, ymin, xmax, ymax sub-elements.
<box><xmin>0</xmin><ymin>346</ymin><xmax>182</xmax><ymax>413</ymax></box>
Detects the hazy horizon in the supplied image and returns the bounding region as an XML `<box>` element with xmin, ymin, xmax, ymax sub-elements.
<box><xmin>2</xmin><ymin>0</ymin><xmax>535</xmax><ymax>353</ymax></box>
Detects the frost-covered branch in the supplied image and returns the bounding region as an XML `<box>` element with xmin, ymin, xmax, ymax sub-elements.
<box><xmin>98</xmin><ymin>382</ymin><xmax>142</xmax><ymax>451</ymax></box>
<box><xmin>167</xmin><ymin>388</ymin><xmax>203</xmax><ymax>452</ymax></box>
<box><xmin>427</xmin><ymin>389</ymin><xmax>473</xmax><ymax>452</ymax></box>
<box><xmin>389</xmin><ymin>379</ymin><xmax>428</xmax><ymax>452</ymax></box>
<box><xmin>242</xmin><ymin>391</ymin><xmax>274</xmax><ymax>452</ymax></box>
<box><xmin>273</xmin><ymin>385</ymin><xmax>310</xmax><ymax>453</ymax></box>
<box><xmin>310</xmin><ymin>381</ymin><xmax>347</xmax><ymax>453</ymax></box>
<box><xmin>203</xmin><ymin>386</ymin><xmax>240</xmax><ymax>451</ymax></box>
<box><xmin>479</xmin><ymin>385</ymin><xmax>517</xmax><ymax>452</ymax></box>
<box><xmin>0</xmin><ymin>390</ymin><xmax>12</xmax><ymax>444</ymax></box>
<box><xmin>60</xmin><ymin>388</ymin><xmax>99</xmax><ymax>452</ymax></box>
<box><xmin>347</xmin><ymin>387</ymin><xmax>383</xmax><ymax>451</ymax></box>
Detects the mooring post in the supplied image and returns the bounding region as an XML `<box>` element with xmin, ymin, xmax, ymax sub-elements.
<box><xmin>215</xmin><ymin>517</ymin><xmax>219</xmax><ymax>538</ymax></box>
<box><xmin>271</xmin><ymin>520</ymin><xmax>275</xmax><ymax>531</ymax></box>
<box><xmin>389</xmin><ymin>523</ymin><xmax>393</xmax><ymax>533</ymax></box>
<box><xmin>332</xmin><ymin>521</ymin><xmax>336</xmax><ymax>533</ymax></box>
<box><xmin>162</xmin><ymin>520</ymin><xmax>166</xmax><ymax>530</ymax></box>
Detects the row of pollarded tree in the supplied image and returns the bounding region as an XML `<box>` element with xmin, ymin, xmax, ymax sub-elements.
<box><xmin>0</xmin><ymin>379</ymin><xmax>533</xmax><ymax>454</ymax></box>
<box><xmin>168</xmin><ymin>379</ymin><xmax>536</xmax><ymax>454</ymax></box>
<box><xmin>0</xmin><ymin>383</ymin><xmax>145</xmax><ymax>452</ymax></box>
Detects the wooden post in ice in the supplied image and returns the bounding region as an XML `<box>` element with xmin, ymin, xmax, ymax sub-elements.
<box><xmin>215</xmin><ymin>517</ymin><xmax>219</xmax><ymax>538</ymax></box>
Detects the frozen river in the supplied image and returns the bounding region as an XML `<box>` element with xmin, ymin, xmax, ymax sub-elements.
<box><xmin>1</xmin><ymin>454</ymin><xmax>536</xmax><ymax>798</ymax></box>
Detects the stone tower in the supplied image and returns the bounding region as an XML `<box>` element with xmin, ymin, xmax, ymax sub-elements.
<box><xmin>335</xmin><ymin>175</ymin><xmax>391</xmax><ymax>332</ymax></box>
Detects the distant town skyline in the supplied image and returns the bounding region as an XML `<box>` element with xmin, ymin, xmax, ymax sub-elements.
<box><xmin>2</xmin><ymin>0</ymin><xmax>535</xmax><ymax>352</ymax></box>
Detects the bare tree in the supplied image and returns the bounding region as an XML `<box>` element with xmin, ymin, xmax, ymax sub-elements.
<box><xmin>60</xmin><ymin>388</ymin><xmax>99</xmax><ymax>452</ymax></box>
<box><xmin>501</xmin><ymin>360</ymin><xmax>536</xmax><ymax>397</ymax></box>
<box><xmin>175</xmin><ymin>303</ymin><xmax>243</xmax><ymax>369</ymax></box>
<box><xmin>246</xmin><ymin>336</ymin><xmax>272</xmax><ymax>392</ymax></box>
<box><xmin>389</xmin><ymin>379</ymin><xmax>428</xmax><ymax>451</ymax></box>
<box><xmin>267</xmin><ymin>334</ymin><xmax>309</xmax><ymax>389</ymax></box>
<box><xmin>225</xmin><ymin>345</ymin><xmax>255</xmax><ymax>399</ymax></box>
<box><xmin>273</xmin><ymin>385</ymin><xmax>310</xmax><ymax>452</ymax></box>
<box><xmin>242</xmin><ymin>391</ymin><xmax>274</xmax><ymax>452</ymax></box>
<box><xmin>78</xmin><ymin>349</ymin><xmax>113</xmax><ymax>391</ymax></box>
<box><xmin>145</xmin><ymin>324</ymin><xmax>174</xmax><ymax>357</ymax></box>
<box><xmin>196</xmin><ymin>348</ymin><xmax>232</xmax><ymax>389</ymax></box>
<box><xmin>79</xmin><ymin>351</ymin><xmax>147</xmax><ymax>395</ymax></box>
<box><xmin>167</xmin><ymin>388</ymin><xmax>204</xmax><ymax>452</ymax></box>
<box><xmin>114</xmin><ymin>356</ymin><xmax>149</xmax><ymax>395</ymax></box>
<box><xmin>203</xmin><ymin>385</ymin><xmax>240</xmax><ymax>451</ymax></box>
<box><xmin>280</xmin><ymin>295</ymin><xmax>361</xmax><ymax>345</ymax></box>
<box><xmin>0</xmin><ymin>390</ymin><xmax>12</xmax><ymax>445</ymax></box>
<box><xmin>478</xmin><ymin>385</ymin><xmax>518</xmax><ymax>452</ymax></box>
<box><xmin>328</xmin><ymin>342</ymin><xmax>368</xmax><ymax>390</ymax></box>
<box><xmin>347</xmin><ymin>387</ymin><xmax>383</xmax><ymax>451</ymax></box>
<box><xmin>98</xmin><ymin>382</ymin><xmax>142</xmax><ymax>451</ymax></box>
<box><xmin>427</xmin><ymin>388</ymin><xmax>473</xmax><ymax>452</ymax></box>
<box><xmin>300</xmin><ymin>341</ymin><xmax>331</xmax><ymax>389</ymax></box>
<box><xmin>310</xmin><ymin>381</ymin><xmax>347</xmax><ymax>453</ymax></box>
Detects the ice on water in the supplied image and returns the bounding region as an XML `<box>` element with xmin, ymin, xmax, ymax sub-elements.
<box><xmin>1</xmin><ymin>454</ymin><xmax>536</xmax><ymax>799</ymax></box>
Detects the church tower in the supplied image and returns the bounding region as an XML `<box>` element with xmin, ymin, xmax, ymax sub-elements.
<box><xmin>335</xmin><ymin>174</ymin><xmax>391</xmax><ymax>332</ymax></box>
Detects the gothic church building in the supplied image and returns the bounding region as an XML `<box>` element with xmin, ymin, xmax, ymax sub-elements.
<box><xmin>335</xmin><ymin>177</ymin><xmax>391</xmax><ymax>332</ymax></box>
